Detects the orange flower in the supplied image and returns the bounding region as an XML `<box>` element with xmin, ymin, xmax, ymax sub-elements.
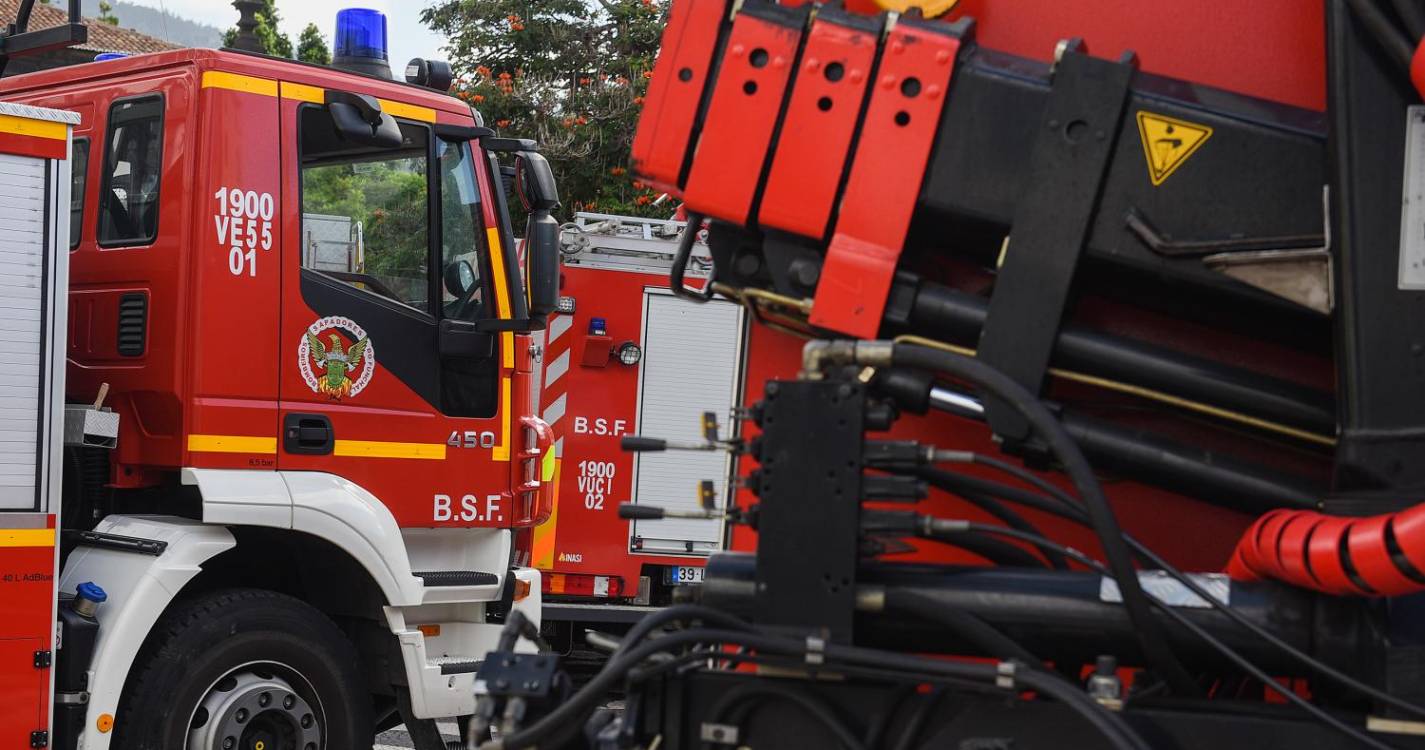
<box><xmin>642</xmin><ymin>70</ymin><xmax>654</xmax><ymax>79</ymax></box>
<box><xmin>575</xmin><ymin>116</ymin><xmax>588</xmax><ymax>126</ymax></box>
<box><xmin>498</xmin><ymin>72</ymin><xmax>512</xmax><ymax>80</ymax></box>
<box><xmin>635</xmin><ymin>195</ymin><xmax>652</xmax><ymax>206</ymax></box>
<box><xmin>472</xmin><ymin>94</ymin><xmax>485</xmax><ymax>103</ymax></box>
<box><xmin>632</xmin><ymin>180</ymin><xmax>645</xmax><ymax>189</ymax></box>
<box><xmin>579</xmin><ymin>77</ymin><xmax>592</xmax><ymax>86</ymax></box>
<box><xmin>511</xmin><ymin>22</ymin><xmax>525</xmax><ymax>30</ymax></box>
<box><xmin>634</xmin><ymin>96</ymin><xmax>645</xmax><ymax>105</ymax></box>
<box><xmin>476</xmin><ymin>65</ymin><xmax>491</xmax><ymax>77</ymax></box>
<box><xmin>496</xmin><ymin>119</ymin><xmax>511</xmax><ymax>128</ymax></box>
<box><xmin>610</xmin><ymin>166</ymin><xmax>626</xmax><ymax>176</ymax></box>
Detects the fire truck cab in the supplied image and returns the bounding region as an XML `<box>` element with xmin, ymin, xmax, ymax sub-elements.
<box><xmin>0</xmin><ymin>8</ymin><xmax>562</xmax><ymax>748</ymax></box>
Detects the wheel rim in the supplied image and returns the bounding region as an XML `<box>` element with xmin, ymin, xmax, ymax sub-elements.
<box><xmin>186</xmin><ymin>662</ymin><xmax>325</xmax><ymax>750</ymax></box>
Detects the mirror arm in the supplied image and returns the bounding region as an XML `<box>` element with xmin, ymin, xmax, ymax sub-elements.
<box><xmin>436</xmin><ymin>124</ymin><xmax>495</xmax><ymax>141</ymax></box>
<box><xmin>482</xmin><ymin>136</ymin><xmax>539</xmax><ymax>153</ymax></box>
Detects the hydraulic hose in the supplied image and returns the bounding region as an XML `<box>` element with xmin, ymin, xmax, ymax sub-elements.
<box><xmin>1228</xmin><ymin>504</ymin><xmax>1425</xmax><ymax>596</ymax></box>
<box><xmin>883</xmin><ymin>588</ymin><xmax>1040</xmax><ymax>663</ymax></box>
<box><xmin>486</xmin><ymin>626</ymin><xmax>1148</xmax><ymax>750</ymax></box>
<box><xmin>886</xmin><ymin>342</ymin><xmax>1201</xmax><ymax>696</ymax></box>
<box><xmin>904</xmin><ymin>282</ymin><xmax>1337</xmax><ymax>438</ymax></box>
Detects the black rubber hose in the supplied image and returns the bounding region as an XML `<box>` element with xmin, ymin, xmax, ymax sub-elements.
<box><xmin>1346</xmin><ymin>0</ymin><xmax>1416</xmax><ymax>68</ymax></box>
<box><xmin>1393</xmin><ymin>0</ymin><xmax>1425</xmax><ymax>40</ymax></box>
<box><xmin>915</xmin><ymin>472</ymin><xmax>1070</xmax><ymax>569</ymax></box>
<box><xmin>884</xmin><ymin>588</ymin><xmax>1040</xmax><ymax>663</ymax></box>
<box><xmin>890</xmin><ymin>342</ymin><xmax>1200</xmax><ymax>696</ymax></box>
<box><xmin>955</xmin><ymin>529</ymin><xmax>1398</xmax><ymax>750</ymax></box>
<box><xmin>864</xmin><ymin>685</ymin><xmax>917</xmax><ymax>750</ymax></box>
<box><xmin>912</xmin><ymin>462</ymin><xmax>1425</xmax><ymax>722</ymax></box>
<box><xmin>670</xmin><ymin>211</ymin><xmax>714</xmax><ymax>302</ymax></box>
<box><xmin>1059</xmin><ymin>411</ymin><xmax>1319</xmax><ymax>514</ymax></box>
<box><xmin>890</xmin><ymin>688</ymin><xmax>948</xmax><ymax>750</ymax></box>
<box><xmin>917</xmin><ymin>466</ymin><xmax>1086</xmax><ymax>523</ymax></box>
<box><xmin>908</xmin><ymin>283</ymin><xmax>1336</xmax><ymax>436</ymax></box>
<box><xmin>709</xmin><ymin>683</ymin><xmax>867</xmax><ymax>750</ymax></box>
<box><xmin>920</xmin><ymin>527</ymin><xmax>1051</xmax><ymax>569</ymax></box>
<box><xmin>491</xmin><ymin>626</ymin><xmax>1148</xmax><ymax>750</ymax></box>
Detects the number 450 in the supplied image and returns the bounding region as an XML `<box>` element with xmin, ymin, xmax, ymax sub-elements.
<box><xmin>448</xmin><ymin>430</ymin><xmax>497</xmax><ymax>449</ymax></box>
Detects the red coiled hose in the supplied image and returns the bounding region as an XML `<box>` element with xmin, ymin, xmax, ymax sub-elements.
<box><xmin>1227</xmin><ymin>505</ymin><xmax>1425</xmax><ymax>596</ymax></box>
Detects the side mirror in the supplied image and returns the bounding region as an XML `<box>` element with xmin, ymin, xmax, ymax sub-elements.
<box><xmin>514</xmin><ymin>151</ymin><xmax>560</xmax><ymax>318</ymax></box>
<box><xmin>526</xmin><ymin>212</ymin><xmax>560</xmax><ymax>317</ymax></box>
<box><xmin>443</xmin><ymin>259</ymin><xmax>477</xmax><ymax>298</ymax></box>
<box><xmin>514</xmin><ymin>151</ymin><xmax>559</xmax><ymax>213</ymax></box>
<box><xmin>326</xmin><ymin>91</ymin><xmax>402</xmax><ymax>148</ymax></box>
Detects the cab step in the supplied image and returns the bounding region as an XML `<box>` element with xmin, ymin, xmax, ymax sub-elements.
<box><xmin>431</xmin><ymin>656</ymin><xmax>482</xmax><ymax>675</ymax></box>
<box><xmin>414</xmin><ymin>570</ymin><xmax>499</xmax><ymax>587</ymax></box>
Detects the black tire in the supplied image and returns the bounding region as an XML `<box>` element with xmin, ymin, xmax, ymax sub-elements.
<box><xmin>113</xmin><ymin>588</ymin><xmax>373</xmax><ymax>750</ymax></box>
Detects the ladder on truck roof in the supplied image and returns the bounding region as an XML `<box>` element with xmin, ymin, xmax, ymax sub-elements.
<box><xmin>0</xmin><ymin>0</ymin><xmax>86</xmax><ymax>77</ymax></box>
<box><xmin>560</xmin><ymin>211</ymin><xmax>714</xmax><ymax>276</ymax></box>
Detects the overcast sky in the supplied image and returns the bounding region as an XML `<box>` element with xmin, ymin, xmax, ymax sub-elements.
<box><xmin>122</xmin><ymin>0</ymin><xmax>448</xmax><ymax>75</ymax></box>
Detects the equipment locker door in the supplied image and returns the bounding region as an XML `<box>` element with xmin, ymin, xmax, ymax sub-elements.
<box><xmin>628</xmin><ymin>290</ymin><xmax>745</xmax><ymax>554</ymax></box>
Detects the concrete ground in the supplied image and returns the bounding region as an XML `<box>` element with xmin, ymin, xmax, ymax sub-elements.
<box><xmin>375</xmin><ymin>722</ymin><xmax>460</xmax><ymax>749</ymax></box>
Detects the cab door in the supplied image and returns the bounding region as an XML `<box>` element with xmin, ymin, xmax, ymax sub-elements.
<box><xmin>276</xmin><ymin>90</ymin><xmax>514</xmax><ymax>529</ymax></box>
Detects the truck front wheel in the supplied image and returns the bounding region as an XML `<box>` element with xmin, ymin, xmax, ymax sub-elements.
<box><xmin>114</xmin><ymin>588</ymin><xmax>373</xmax><ymax>750</ymax></box>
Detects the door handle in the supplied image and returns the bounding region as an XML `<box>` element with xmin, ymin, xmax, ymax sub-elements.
<box><xmin>284</xmin><ymin>413</ymin><xmax>334</xmax><ymax>455</ymax></box>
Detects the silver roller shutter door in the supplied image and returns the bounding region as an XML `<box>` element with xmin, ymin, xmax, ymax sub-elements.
<box><xmin>0</xmin><ymin>154</ymin><xmax>48</xmax><ymax>509</ymax></box>
<box><xmin>630</xmin><ymin>291</ymin><xmax>745</xmax><ymax>554</ymax></box>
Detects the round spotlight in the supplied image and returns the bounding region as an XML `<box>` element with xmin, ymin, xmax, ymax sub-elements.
<box><xmin>617</xmin><ymin>342</ymin><xmax>643</xmax><ymax>366</ymax></box>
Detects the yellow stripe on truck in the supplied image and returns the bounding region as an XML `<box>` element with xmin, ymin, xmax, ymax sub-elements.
<box><xmin>0</xmin><ymin>113</ymin><xmax>68</xmax><ymax>141</ymax></box>
<box><xmin>202</xmin><ymin>71</ymin><xmax>279</xmax><ymax>98</ymax></box>
<box><xmin>332</xmin><ymin>440</ymin><xmax>446</xmax><ymax>460</ymax></box>
<box><xmin>0</xmin><ymin>528</ymin><xmax>54</xmax><ymax>547</ymax></box>
<box><xmin>492</xmin><ymin>377</ymin><xmax>512</xmax><ymax>462</ymax></box>
<box><xmin>280</xmin><ymin>81</ymin><xmax>325</xmax><ymax>104</ymax></box>
<box><xmin>486</xmin><ymin>227</ymin><xmax>514</xmax><ymax>320</ymax></box>
<box><xmin>188</xmin><ymin>434</ymin><xmax>279</xmax><ymax>454</ymax></box>
<box><xmin>378</xmin><ymin>99</ymin><xmax>437</xmax><ymax>123</ymax></box>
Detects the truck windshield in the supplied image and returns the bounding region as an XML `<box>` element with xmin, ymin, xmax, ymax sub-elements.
<box><xmin>299</xmin><ymin>107</ymin><xmax>493</xmax><ymax>320</ymax></box>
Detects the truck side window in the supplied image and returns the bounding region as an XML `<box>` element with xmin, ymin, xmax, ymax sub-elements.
<box><xmin>70</xmin><ymin>138</ymin><xmax>88</xmax><ymax>249</ymax></box>
<box><xmin>438</xmin><ymin>138</ymin><xmax>487</xmax><ymax>320</ymax></box>
<box><xmin>299</xmin><ymin>106</ymin><xmax>432</xmax><ymax>313</ymax></box>
<box><xmin>98</xmin><ymin>96</ymin><xmax>163</xmax><ymax>247</ymax></box>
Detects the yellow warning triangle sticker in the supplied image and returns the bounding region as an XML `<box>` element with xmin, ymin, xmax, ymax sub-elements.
<box><xmin>1136</xmin><ymin>111</ymin><xmax>1213</xmax><ymax>187</ymax></box>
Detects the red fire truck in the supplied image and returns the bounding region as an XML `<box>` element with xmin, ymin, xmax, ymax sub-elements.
<box><xmin>535</xmin><ymin>213</ymin><xmax>743</xmax><ymax>628</ymax></box>
<box><xmin>0</xmin><ymin>3</ymin><xmax>562</xmax><ymax>749</ymax></box>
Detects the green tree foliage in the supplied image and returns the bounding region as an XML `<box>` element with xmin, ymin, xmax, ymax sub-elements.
<box><xmin>296</xmin><ymin>23</ymin><xmax>331</xmax><ymax>65</ymax></box>
<box><xmin>224</xmin><ymin>0</ymin><xmax>293</xmax><ymax>59</ymax></box>
<box><xmin>98</xmin><ymin>0</ymin><xmax>118</xmax><ymax>25</ymax></box>
<box><xmin>421</xmin><ymin>0</ymin><xmax>669</xmax><ymax>218</ymax></box>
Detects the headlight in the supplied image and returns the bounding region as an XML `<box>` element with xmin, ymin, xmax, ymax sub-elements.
<box><xmin>617</xmin><ymin>342</ymin><xmax>642</xmax><ymax>366</ymax></box>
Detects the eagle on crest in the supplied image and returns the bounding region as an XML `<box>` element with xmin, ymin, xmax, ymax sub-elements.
<box><xmin>305</xmin><ymin>331</ymin><xmax>371</xmax><ymax>399</ymax></box>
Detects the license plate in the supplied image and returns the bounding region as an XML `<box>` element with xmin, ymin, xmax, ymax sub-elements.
<box><xmin>665</xmin><ymin>566</ymin><xmax>705</xmax><ymax>585</ymax></box>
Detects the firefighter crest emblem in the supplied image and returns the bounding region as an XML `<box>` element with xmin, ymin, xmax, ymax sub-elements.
<box><xmin>298</xmin><ymin>316</ymin><xmax>375</xmax><ymax>399</ymax></box>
